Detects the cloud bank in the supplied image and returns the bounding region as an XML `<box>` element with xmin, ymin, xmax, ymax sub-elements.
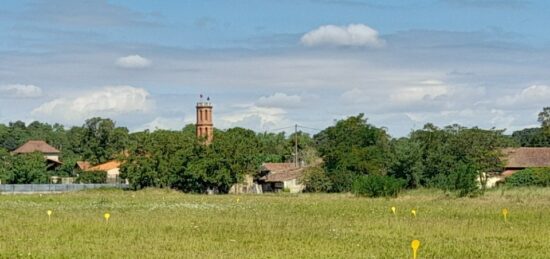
<box><xmin>0</xmin><ymin>84</ymin><xmax>43</xmax><ymax>98</ymax></box>
<box><xmin>32</xmin><ymin>85</ymin><xmax>154</xmax><ymax>123</ymax></box>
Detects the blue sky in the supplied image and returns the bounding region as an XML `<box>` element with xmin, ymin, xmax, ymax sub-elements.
<box><xmin>1</xmin><ymin>0</ymin><xmax>550</xmax><ymax>137</ymax></box>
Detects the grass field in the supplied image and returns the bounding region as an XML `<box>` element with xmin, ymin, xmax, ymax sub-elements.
<box><xmin>1</xmin><ymin>188</ymin><xmax>550</xmax><ymax>258</ymax></box>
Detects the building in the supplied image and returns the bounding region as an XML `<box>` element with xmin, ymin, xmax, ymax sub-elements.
<box><xmin>87</xmin><ymin>160</ymin><xmax>123</xmax><ymax>183</ymax></box>
<box><xmin>75</xmin><ymin>161</ymin><xmax>92</xmax><ymax>171</ymax></box>
<box><xmin>196</xmin><ymin>99</ymin><xmax>214</xmax><ymax>144</ymax></box>
<box><xmin>256</xmin><ymin>163</ymin><xmax>306</xmax><ymax>193</ymax></box>
<box><xmin>12</xmin><ymin>140</ymin><xmax>61</xmax><ymax>162</ymax></box>
<box><xmin>480</xmin><ymin>147</ymin><xmax>550</xmax><ymax>188</ymax></box>
<box><xmin>501</xmin><ymin>147</ymin><xmax>550</xmax><ymax>177</ymax></box>
<box><xmin>12</xmin><ymin>140</ymin><xmax>62</xmax><ymax>170</ymax></box>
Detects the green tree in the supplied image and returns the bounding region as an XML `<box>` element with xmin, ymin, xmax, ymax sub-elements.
<box><xmin>409</xmin><ymin>124</ymin><xmax>508</xmax><ymax>193</ymax></box>
<box><xmin>388</xmin><ymin>138</ymin><xmax>423</xmax><ymax>188</ymax></box>
<box><xmin>539</xmin><ymin>107</ymin><xmax>550</xmax><ymax>128</ymax></box>
<box><xmin>512</xmin><ymin>128</ymin><xmax>550</xmax><ymax>147</ymax></box>
<box><xmin>8</xmin><ymin>152</ymin><xmax>49</xmax><ymax>184</ymax></box>
<box><xmin>80</xmin><ymin>117</ymin><xmax>129</xmax><ymax>164</ymax></box>
<box><xmin>314</xmin><ymin>114</ymin><xmax>391</xmax><ymax>192</ymax></box>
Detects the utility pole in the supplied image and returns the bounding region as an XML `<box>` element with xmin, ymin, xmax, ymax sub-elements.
<box><xmin>294</xmin><ymin>124</ymin><xmax>299</xmax><ymax>167</ymax></box>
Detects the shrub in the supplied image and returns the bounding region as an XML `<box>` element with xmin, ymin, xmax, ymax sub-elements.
<box><xmin>327</xmin><ymin>170</ymin><xmax>359</xmax><ymax>192</ymax></box>
<box><xmin>300</xmin><ymin>166</ymin><xmax>332</xmax><ymax>192</ymax></box>
<box><xmin>77</xmin><ymin>170</ymin><xmax>107</xmax><ymax>184</ymax></box>
<box><xmin>506</xmin><ymin>168</ymin><xmax>550</xmax><ymax>187</ymax></box>
<box><xmin>446</xmin><ymin>163</ymin><xmax>480</xmax><ymax>197</ymax></box>
<box><xmin>351</xmin><ymin>175</ymin><xmax>405</xmax><ymax>198</ymax></box>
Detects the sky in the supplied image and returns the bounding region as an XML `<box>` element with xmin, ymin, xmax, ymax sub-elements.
<box><xmin>1</xmin><ymin>0</ymin><xmax>550</xmax><ymax>137</ymax></box>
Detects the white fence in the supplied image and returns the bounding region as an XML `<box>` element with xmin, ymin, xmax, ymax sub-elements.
<box><xmin>0</xmin><ymin>184</ymin><xmax>129</xmax><ymax>194</ymax></box>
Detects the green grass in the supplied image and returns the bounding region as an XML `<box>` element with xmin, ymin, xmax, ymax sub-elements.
<box><xmin>1</xmin><ymin>188</ymin><xmax>550</xmax><ymax>258</ymax></box>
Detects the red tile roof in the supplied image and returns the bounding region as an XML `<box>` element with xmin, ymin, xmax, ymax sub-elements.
<box><xmin>503</xmin><ymin>148</ymin><xmax>550</xmax><ymax>168</ymax></box>
<box><xmin>76</xmin><ymin>161</ymin><xmax>92</xmax><ymax>170</ymax></box>
<box><xmin>88</xmin><ymin>160</ymin><xmax>122</xmax><ymax>171</ymax></box>
<box><xmin>12</xmin><ymin>140</ymin><xmax>60</xmax><ymax>154</ymax></box>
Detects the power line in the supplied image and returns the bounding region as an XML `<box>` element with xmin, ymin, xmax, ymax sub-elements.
<box><xmin>297</xmin><ymin>125</ymin><xmax>323</xmax><ymax>132</ymax></box>
<box><xmin>263</xmin><ymin>125</ymin><xmax>295</xmax><ymax>132</ymax></box>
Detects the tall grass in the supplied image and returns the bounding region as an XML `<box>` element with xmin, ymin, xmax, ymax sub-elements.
<box><xmin>0</xmin><ymin>188</ymin><xmax>549</xmax><ymax>258</ymax></box>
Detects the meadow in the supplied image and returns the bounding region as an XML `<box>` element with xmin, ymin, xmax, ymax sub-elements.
<box><xmin>0</xmin><ymin>188</ymin><xmax>549</xmax><ymax>258</ymax></box>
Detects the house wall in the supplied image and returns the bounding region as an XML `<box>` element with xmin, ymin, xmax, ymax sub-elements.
<box><xmin>283</xmin><ymin>179</ymin><xmax>305</xmax><ymax>193</ymax></box>
<box><xmin>106</xmin><ymin>168</ymin><xmax>120</xmax><ymax>183</ymax></box>
<box><xmin>229</xmin><ymin>175</ymin><xmax>263</xmax><ymax>194</ymax></box>
<box><xmin>44</xmin><ymin>153</ymin><xmax>60</xmax><ymax>162</ymax></box>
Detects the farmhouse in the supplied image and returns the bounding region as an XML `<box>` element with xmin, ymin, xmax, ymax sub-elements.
<box><xmin>87</xmin><ymin>160</ymin><xmax>123</xmax><ymax>184</ymax></box>
<box><xmin>257</xmin><ymin>163</ymin><xmax>306</xmax><ymax>193</ymax></box>
<box><xmin>12</xmin><ymin>140</ymin><xmax>62</xmax><ymax>169</ymax></box>
<box><xmin>501</xmin><ymin>147</ymin><xmax>550</xmax><ymax>177</ymax></box>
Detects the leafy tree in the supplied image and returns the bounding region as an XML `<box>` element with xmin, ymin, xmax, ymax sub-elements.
<box><xmin>512</xmin><ymin>128</ymin><xmax>550</xmax><ymax>147</ymax></box>
<box><xmin>80</xmin><ymin>117</ymin><xmax>129</xmax><ymax>164</ymax></box>
<box><xmin>257</xmin><ymin>132</ymin><xmax>291</xmax><ymax>163</ymax></box>
<box><xmin>7</xmin><ymin>152</ymin><xmax>49</xmax><ymax>184</ymax></box>
<box><xmin>314</xmin><ymin>114</ymin><xmax>391</xmax><ymax>192</ymax></box>
<box><xmin>408</xmin><ymin>124</ymin><xmax>508</xmax><ymax>193</ymax></box>
<box><xmin>388</xmin><ymin>138</ymin><xmax>423</xmax><ymax>188</ymax></box>
<box><xmin>0</xmin><ymin>148</ymin><xmax>11</xmax><ymax>183</ymax></box>
<box><xmin>538</xmin><ymin>107</ymin><xmax>550</xmax><ymax>129</ymax></box>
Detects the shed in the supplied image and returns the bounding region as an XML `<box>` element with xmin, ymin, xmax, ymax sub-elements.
<box><xmin>257</xmin><ymin>163</ymin><xmax>305</xmax><ymax>193</ymax></box>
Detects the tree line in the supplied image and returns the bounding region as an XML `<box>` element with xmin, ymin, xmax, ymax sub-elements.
<box><xmin>1</xmin><ymin>107</ymin><xmax>549</xmax><ymax>195</ymax></box>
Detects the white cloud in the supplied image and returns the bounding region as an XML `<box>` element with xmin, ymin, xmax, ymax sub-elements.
<box><xmin>256</xmin><ymin>93</ymin><xmax>302</xmax><ymax>108</ymax></box>
<box><xmin>0</xmin><ymin>84</ymin><xmax>42</xmax><ymax>98</ymax></box>
<box><xmin>138</xmin><ymin>117</ymin><xmax>185</xmax><ymax>131</ymax></box>
<box><xmin>300</xmin><ymin>24</ymin><xmax>385</xmax><ymax>47</ymax></box>
<box><xmin>32</xmin><ymin>85</ymin><xmax>154</xmax><ymax>123</ymax></box>
<box><xmin>496</xmin><ymin>85</ymin><xmax>550</xmax><ymax>108</ymax></box>
<box><xmin>389</xmin><ymin>80</ymin><xmax>451</xmax><ymax>103</ymax></box>
<box><xmin>115</xmin><ymin>55</ymin><xmax>151</xmax><ymax>68</ymax></box>
<box><xmin>219</xmin><ymin>105</ymin><xmax>291</xmax><ymax>131</ymax></box>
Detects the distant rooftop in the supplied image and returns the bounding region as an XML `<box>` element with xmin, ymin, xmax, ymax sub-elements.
<box><xmin>503</xmin><ymin>147</ymin><xmax>550</xmax><ymax>168</ymax></box>
<box><xmin>12</xmin><ymin>140</ymin><xmax>60</xmax><ymax>154</ymax></box>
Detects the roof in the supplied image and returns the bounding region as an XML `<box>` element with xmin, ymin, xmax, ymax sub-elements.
<box><xmin>260</xmin><ymin>163</ymin><xmax>305</xmax><ymax>182</ymax></box>
<box><xmin>12</xmin><ymin>140</ymin><xmax>60</xmax><ymax>154</ymax></box>
<box><xmin>87</xmin><ymin>160</ymin><xmax>122</xmax><ymax>171</ymax></box>
<box><xmin>263</xmin><ymin>168</ymin><xmax>305</xmax><ymax>182</ymax></box>
<box><xmin>261</xmin><ymin>163</ymin><xmax>298</xmax><ymax>173</ymax></box>
<box><xmin>503</xmin><ymin>148</ymin><xmax>550</xmax><ymax>168</ymax></box>
<box><xmin>75</xmin><ymin>161</ymin><xmax>92</xmax><ymax>170</ymax></box>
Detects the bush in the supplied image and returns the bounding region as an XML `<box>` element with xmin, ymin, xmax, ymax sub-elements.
<box><xmin>77</xmin><ymin>170</ymin><xmax>107</xmax><ymax>184</ymax></box>
<box><xmin>351</xmin><ymin>175</ymin><xmax>405</xmax><ymax>198</ymax></box>
<box><xmin>506</xmin><ymin>168</ymin><xmax>550</xmax><ymax>187</ymax></box>
<box><xmin>446</xmin><ymin>163</ymin><xmax>480</xmax><ymax>197</ymax></box>
<box><xmin>327</xmin><ymin>170</ymin><xmax>359</xmax><ymax>192</ymax></box>
<box><xmin>300</xmin><ymin>166</ymin><xmax>332</xmax><ymax>192</ymax></box>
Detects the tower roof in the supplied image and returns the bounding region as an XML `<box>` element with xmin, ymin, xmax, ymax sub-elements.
<box><xmin>196</xmin><ymin>101</ymin><xmax>212</xmax><ymax>107</ymax></box>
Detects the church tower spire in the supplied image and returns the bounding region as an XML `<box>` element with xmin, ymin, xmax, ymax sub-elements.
<box><xmin>196</xmin><ymin>96</ymin><xmax>213</xmax><ymax>144</ymax></box>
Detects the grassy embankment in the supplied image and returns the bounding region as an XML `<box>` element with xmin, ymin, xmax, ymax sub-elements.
<box><xmin>1</xmin><ymin>188</ymin><xmax>549</xmax><ymax>258</ymax></box>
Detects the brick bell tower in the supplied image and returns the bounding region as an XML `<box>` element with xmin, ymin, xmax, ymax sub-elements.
<box><xmin>196</xmin><ymin>96</ymin><xmax>213</xmax><ymax>144</ymax></box>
